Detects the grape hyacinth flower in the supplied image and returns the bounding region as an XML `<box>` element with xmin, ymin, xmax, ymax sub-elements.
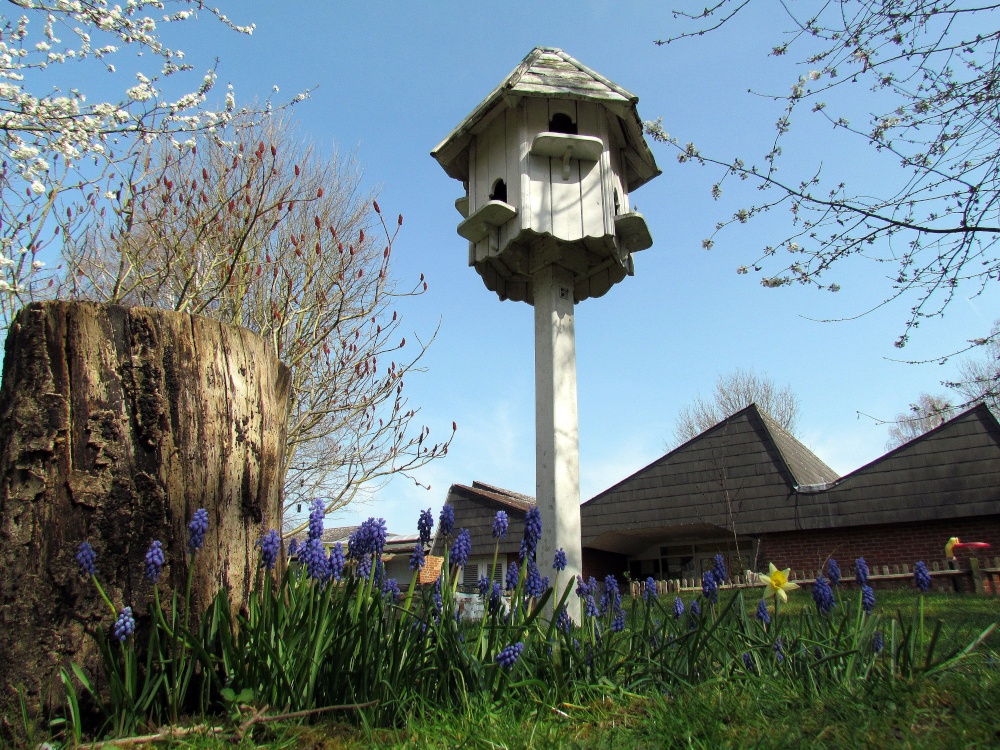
<box><xmin>450</xmin><ymin>528</ymin><xmax>472</xmax><ymax>568</ymax></box>
<box><xmin>432</xmin><ymin>577</ymin><xmax>443</xmax><ymax>615</ymax></box>
<box><xmin>299</xmin><ymin>538</ymin><xmax>329</xmax><ymax>580</ymax></box>
<box><xmin>861</xmin><ymin>584</ymin><xmax>876</xmax><ymax>614</ymax></box>
<box><xmin>257</xmin><ymin>530</ymin><xmax>281</xmax><ymax>571</ymax></box>
<box><xmin>855</xmin><ymin>557</ymin><xmax>870</xmax><ymax>586</ymax></box>
<box><xmin>576</xmin><ymin>575</ymin><xmax>591</xmax><ymax>598</ymax></box>
<box><xmin>611</xmin><ymin>608</ymin><xmax>626</xmax><ymax>632</ymax></box>
<box><xmin>287</xmin><ymin>538</ymin><xmax>299</xmax><ymax>558</ymax></box>
<box><xmin>308</xmin><ymin>498</ymin><xmax>325</xmax><ymax>541</ymax></box>
<box><xmin>477</xmin><ymin>575</ymin><xmax>490</xmax><ymax>598</ymax></box>
<box><xmin>328</xmin><ymin>542</ymin><xmax>344</xmax><ymax>581</ymax></box>
<box><xmin>144</xmin><ymin>540</ymin><xmax>165</xmax><ymax>582</ymax></box>
<box><xmin>583</xmin><ymin>595</ymin><xmax>600</xmax><ymax>618</ymax></box>
<box><xmin>701</xmin><ymin>570</ymin><xmax>719</xmax><ymax>604</ymax></box>
<box><xmin>872</xmin><ymin>630</ymin><xmax>885</xmax><ymax>654</ymax></box>
<box><xmin>525</xmin><ymin>559</ymin><xmax>545</xmax><ymax>598</ymax></box>
<box><xmin>519</xmin><ymin>507</ymin><xmax>542</xmax><ymax>561</ymax></box>
<box><xmin>495</xmin><ymin>642</ymin><xmax>524</xmax><ymax>669</ymax></box>
<box><xmin>553</xmin><ymin>548</ymin><xmax>567</xmax><ymax>572</ymax></box>
<box><xmin>76</xmin><ymin>541</ymin><xmax>97</xmax><ymax>577</ymax></box>
<box><xmin>826</xmin><ymin>558</ymin><xmax>841</xmax><ymax>587</ymax></box>
<box><xmin>756</xmin><ymin>599</ymin><xmax>771</xmax><ymax>625</ymax></box>
<box><xmin>417</xmin><ymin>508</ymin><xmax>434</xmax><ymax>545</ymax></box>
<box><xmin>601</xmin><ymin>574</ymin><xmax>621</xmax><ymax>615</ymax></box>
<box><xmin>742</xmin><ymin>652</ymin><xmax>756</xmax><ymax>675</ymax></box>
<box><xmin>439</xmin><ymin>503</ymin><xmax>455</xmax><ymax>537</ymax></box>
<box><xmin>188</xmin><ymin>508</ymin><xmax>209</xmax><ymax>553</ymax></box>
<box><xmin>493</xmin><ymin>510</ymin><xmax>509</xmax><ymax>540</ymax></box>
<box><xmin>409</xmin><ymin>543</ymin><xmax>425</xmax><ymax>571</ymax></box>
<box><xmin>673</xmin><ymin>596</ymin><xmax>685</xmax><ymax>619</ymax></box>
<box><xmin>556</xmin><ymin>606</ymin><xmax>572</xmax><ymax>634</ymax></box>
<box><xmin>712</xmin><ymin>553</ymin><xmax>727</xmax><ymax>586</ymax></box>
<box><xmin>382</xmin><ymin>577</ymin><xmax>400</xmax><ymax>602</ymax></box>
<box><xmin>505</xmin><ymin>561</ymin><xmax>519</xmax><ymax>591</ymax></box>
<box><xmin>489</xmin><ymin>581</ymin><xmax>503</xmax><ymax>614</ymax></box>
<box><xmin>773</xmin><ymin>637</ymin><xmax>784</xmax><ymax>663</ymax></box>
<box><xmin>914</xmin><ymin>560</ymin><xmax>931</xmax><ymax>593</ymax></box>
<box><xmin>112</xmin><ymin>607</ymin><xmax>135</xmax><ymax>642</ymax></box>
<box><xmin>690</xmin><ymin>599</ymin><xmax>701</xmax><ymax>618</ymax></box>
<box><xmin>644</xmin><ymin>576</ymin><xmax>658</xmax><ymax>602</ymax></box>
<box><xmin>812</xmin><ymin>575</ymin><xmax>835</xmax><ymax>615</ymax></box>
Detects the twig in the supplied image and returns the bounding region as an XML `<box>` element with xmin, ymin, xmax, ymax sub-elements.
<box><xmin>234</xmin><ymin>703</ymin><xmax>269</xmax><ymax>742</ymax></box>
<box><xmin>252</xmin><ymin>700</ymin><xmax>379</xmax><ymax>724</ymax></box>
<box><xmin>78</xmin><ymin>724</ymin><xmax>224</xmax><ymax>748</ymax></box>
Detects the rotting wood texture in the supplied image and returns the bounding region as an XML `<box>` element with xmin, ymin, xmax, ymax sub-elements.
<box><xmin>0</xmin><ymin>301</ymin><xmax>291</xmax><ymax>716</ymax></box>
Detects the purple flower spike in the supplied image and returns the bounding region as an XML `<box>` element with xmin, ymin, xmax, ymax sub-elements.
<box><xmin>712</xmin><ymin>553</ymin><xmax>727</xmax><ymax>586</ymax></box>
<box><xmin>144</xmin><ymin>540</ymin><xmax>165</xmax><ymax>581</ymax></box>
<box><xmin>439</xmin><ymin>503</ymin><xmax>455</xmax><ymax>537</ymax></box>
<box><xmin>861</xmin><ymin>584</ymin><xmax>876</xmax><ymax>614</ymax></box>
<box><xmin>112</xmin><ymin>606</ymin><xmax>135</xmax><ymax>642</ymax></box>
<box><xmin>644</xmin><ymin>576</ymin><xmax>657</xmax><ymax>601</ymax></box>
<box><xmin>257</xmin><ymin>530</ymin><xmax>280</xmax><ymax>570</ymax></box>
<box><xmin>451</xmin><ymin>528</ymin><xmax>471</xmax><ymax>568</ymax></box>
<box><xmin>524</xmin><ymin>559</ymin><xmax>545</xmax><ymax>598</ymax></box>
<box><xmin>493</xmin><ymin>510</ymin><xmax>509</xmax><ymax>540</ymax></box>
<box><xmin>505</xmin><ymin>561</ymin><xmax>519</xmax><ymax>591</ymax></box>
<box><xmin>76</xmin><ymin>541</ymin><xmax>97</xmax><ymax>577</ymax></box>
<box><xmin>914</xmin><ymin>561</ymin><xmax>931</xmax><ymax>593</ymax></box>
<box><xmin>812</xmin><ymin>575</ymin><xmax>835</xmax><ymax>615</ymax></box>
<box><xmin>855</xmin><ymin>557</ymin><xmax>870</xmax><ymax>586</ymax></box>
<box><xmin>756</xmin><ymin>599</ymin><xmax>771</xmax><ymax>625</ymax></box>
<box><xmin>328</xmin><ymin>542</ymin><xmax>345</xmax><ymax>581</ymax></box>
<box><xmin>553</xmin><ymin>548</ymin><xmax>567</xmax><ymax>572</ymax></box>
<box><xmin>495</xmin><ymin>642</ymin><xmax>524</xmax><ymax>669</ymax></box>
<box><xmin>701</xmin><ymin>570</ymin><xmax>718</xmax><ymax>604</ymax></box>
<box><xmin>308</xmin><ymin>499</ymin><xmax>325</xmax><ymax>542</ymax></box>
<box><xmin>409</xmin><ymin>543</ymin><xmax>425</xmax><ymax>571</ymax></box>
<box><xmin>826</xmin><ymin>558</ymin><xmax>841</xmax><ymax>587</ymax></box>
<box><xmin>417</xmin><ymin>508</ymin><xmax>434</xmax><ymax>545</ymax></box>
<box><xmin>287</xmin><ymin>538</ymin><xmax>299</xmax><ymax>558</ymax></box>
<box><xmin>673</xmin><ymin>597</ymin><xmax>684</xmax><ymax>619</ymax></box>
<box><xmin>188</xmin><ymin>508</ymin><xmax>209</xmax><ymax>553</ymax></box>
<box><xmin>519</xmin><ymin>507</ymin><xmax>542</xmax><ymax>561</ymax></box>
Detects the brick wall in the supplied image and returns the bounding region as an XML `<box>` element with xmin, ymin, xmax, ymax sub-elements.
<box><xmin>758</xmin><ymin>514</ymin><xmax>1000</xmax><ymax>575</ymax></box>
<box><xmin>582</xmin><ymin>547</ymin><xmax>628</xmax><ymax>581</ymax></box>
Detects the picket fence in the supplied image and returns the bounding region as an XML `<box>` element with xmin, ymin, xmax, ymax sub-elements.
<box><xmin>627</xmin><ymin>557</ymin><xmax>1000</xmax><ymax>598</ymax></box>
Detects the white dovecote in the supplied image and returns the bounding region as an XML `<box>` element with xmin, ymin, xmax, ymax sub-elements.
<box><xmin>432</xmin><ymin>48</ymin><xmax>660</xmax><ymax>622</ymax></box>
<box><xmin>432</xmin><ymin>47</ymin><xmax>660</xmax><ymax>304</ymax></box>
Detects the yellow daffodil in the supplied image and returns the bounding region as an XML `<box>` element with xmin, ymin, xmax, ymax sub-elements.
<box><xmin>758</xmin><ymin>563</ymin><xmax>799</xmax><ymax>603</ymax></box>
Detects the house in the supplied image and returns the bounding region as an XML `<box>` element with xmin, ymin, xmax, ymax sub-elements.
<box><xmin>440</xmin><ymin>403</ymin><xmax>1000</xmax><ymax>583</ymax></box>
<box><xmin>580</xmin><ymin>402</ymin><xmax>1000</xmax><ymax>580</ymax></box>
<box><xmin>431</xmin><ymin>481</ymin><xmax>535</xmax><ymax>592</ymax></box>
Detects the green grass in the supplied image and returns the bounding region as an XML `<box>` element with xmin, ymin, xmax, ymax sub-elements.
<box><xmin>164</xmin><ymin>664</ymin><xmax>1000</xmax><ymax>749</ymax></box>
<box><xmin>82</xmin><ymin>591</ymin><xmax>999</xmax><ymax>750</ymax></box>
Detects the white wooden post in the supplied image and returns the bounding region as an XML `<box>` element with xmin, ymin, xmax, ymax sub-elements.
<box><xmin>533</xmin><ymin>263</ymin><xmax>582</xmax><ymax>622</ymax></box>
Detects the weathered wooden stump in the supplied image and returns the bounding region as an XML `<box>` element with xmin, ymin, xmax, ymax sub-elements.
<box><xmin>0</xmin><ymin>301</ymin><xmax>291</xmax><ymax>717</ymax></box>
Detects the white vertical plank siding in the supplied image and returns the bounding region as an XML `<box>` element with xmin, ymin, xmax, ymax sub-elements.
<box><xmin>575</xmin><ymin>102</ymin><xmax>606</xmax><ymax>240</ymax></box>
<box><xmin>548</xmin><ymin>99</ymin><xmax>584</xmax><ymax>242</ymax></box>
<box><xmin>526</xmin><ymin>99</ymin><xmax>552</xmax><ymax>236</ymax></box>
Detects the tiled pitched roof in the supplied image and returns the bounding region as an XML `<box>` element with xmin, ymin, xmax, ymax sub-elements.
<box><xmin>756</xmin><ymin>408</ymin><xmax>840</xmax><ymax>487</ymax></box>
<box><xmin>432</xmin><ymin>47</ymin><xmax>659</xmax><ymax>191</ymax></box>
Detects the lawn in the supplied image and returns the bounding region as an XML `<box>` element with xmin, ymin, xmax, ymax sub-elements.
<box><xmin>47</xmin><ymin>591</ymin><xmax>997</xmax><ymax>750</ymax></box>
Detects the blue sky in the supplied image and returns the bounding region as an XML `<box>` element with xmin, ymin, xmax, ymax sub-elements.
<box><xmin>128</xmin><ymin>2</ymin><xmax>998</xmax><ymax>535</ymax></box>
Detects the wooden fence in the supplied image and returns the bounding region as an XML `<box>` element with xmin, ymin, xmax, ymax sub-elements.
<box><xmin>628</xmin><ymin>557</ymin><xmax>1000</xmax><ymax>598</ymax></box>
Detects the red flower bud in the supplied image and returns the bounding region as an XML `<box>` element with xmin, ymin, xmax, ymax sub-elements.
<box><xmin>317</xmin><ymin>187</ymin><xmax>324</xmax><ymax>198</ymax></box>
<box><xmin>270</xmin><ymin>144</ymin><xmax>277</xmax><ymax>156</ymax></box>
<box><xmin>373</xmin><ymin>200</ymin><xmax>381</xmax><ymax>213</ymax></box>
<box><xmin>398</xmin><ymin>214</ymin><xmax>403</xmax><ymax>226</ymax></box>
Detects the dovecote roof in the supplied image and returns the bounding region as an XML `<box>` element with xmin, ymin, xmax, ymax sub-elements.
<box><xmin>432</xmin><ymin>46</ymin><xmax>660</xmax><ymax>192</ymax></box>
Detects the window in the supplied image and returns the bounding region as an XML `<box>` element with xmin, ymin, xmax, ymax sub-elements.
<box><xmin>490</xmin><ymin>179</ymin><xmax>507</xmax><ymax>203</ymax></box>
<box><xmin>548</xmin><ymin>112</ymin><xmax>577</xmax><ymax>135</ymax></box>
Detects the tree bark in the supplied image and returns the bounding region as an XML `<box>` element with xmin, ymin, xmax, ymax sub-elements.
<box><xmin>0</xmin><ymin>301</ymin><xmax>291</xmax><ymax>718</ymax></box>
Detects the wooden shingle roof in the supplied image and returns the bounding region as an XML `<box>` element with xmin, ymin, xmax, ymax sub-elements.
<box><xmin>432</xmin><ymin>46</ymin><xmax>659</xmax><ymax>192</ymax></box>
<box><xmin>432</xmin><ymin>481</ymin><xmax>536</xmax><ymax>558</ymax></box>
<box><xmin>580</xmin><ymin>403</ymin><xmax>1000</xmax><ymax>553</ymax></box>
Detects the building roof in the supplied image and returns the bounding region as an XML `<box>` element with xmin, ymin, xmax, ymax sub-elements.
<box><xmin>431</xmin><ymin>46</ymin><xmax>660</xmax><ymax>192</ymax></box>
<box><xmin>580</xmin><ymin>403</ymin><xmax>1000</xmax><ymax>555</ymax></box>
<box><xmin>432</xmin><ymin>481</ymin><xmax>536</xmax><ymax>558</ymax></box>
